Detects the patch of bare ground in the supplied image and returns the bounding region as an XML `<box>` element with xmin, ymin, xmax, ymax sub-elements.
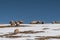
<box><xmin>20</xmin><ymin>30</ymin><xmax>45</xmax><ymax>34</ymax></box>
<box><xmin>0</xmin><ymin>25</ymin><xmax>30</xmax><ymax>28</ymax></box>
<box><xmin>42</xmin><ymin>28</ymin><xmax>49</xmax><ymax>30</ymax></box>
<box><xmin>35</xmin><ymin>38</ymin><xmax>48</xmax><ymax>40</ymax></box>
<box><xmin>5</xmin><ymin>35</ymin><xmax>31</xmax><ymax>38</ymax></box>
<box><xmin>0</xmin><ymin>31</ymin><xmax>45</xmax><ymax>38</ymax></box>
<box><xmin>35</xmin><ymin>36</ymin><xmax>60</xmax><ymax>40</ymax></box>
<box><xmin>52</xmin><ymin>28</ymin><xmax>60</xmax><ymax>30</ymax></box>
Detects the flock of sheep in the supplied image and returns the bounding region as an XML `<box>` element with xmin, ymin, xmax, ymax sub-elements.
<box><xmin>9</xmin><ymin>20</ymin><xmax>60</xmax><ymax>27</ymax></box>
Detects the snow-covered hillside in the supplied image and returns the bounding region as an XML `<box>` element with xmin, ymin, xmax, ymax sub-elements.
<box><xmin>0</xmin><ymin>24</ymin><xmax>60</xmax><ymax>40</ymax></box>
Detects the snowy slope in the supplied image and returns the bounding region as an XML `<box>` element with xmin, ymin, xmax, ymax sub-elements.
<box><xmin>0</xmin><ymin>24</ymin><xmax>60</xmax><ymax>40</ymax></box>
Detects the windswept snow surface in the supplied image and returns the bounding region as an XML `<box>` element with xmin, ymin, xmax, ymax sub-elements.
<box><xmin>0</xmin><ymin>24</ymin><xmax>60</xmax><ymax>40</ymax></box>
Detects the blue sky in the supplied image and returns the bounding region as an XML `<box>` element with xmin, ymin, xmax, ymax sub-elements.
<box><xmin>0</xmin><ymin>0</ymin><xmax>60</xmax><ymax>23</ymax></box>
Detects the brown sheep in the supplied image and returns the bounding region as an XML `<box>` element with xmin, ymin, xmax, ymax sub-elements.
<box><xmin>15</xmin><ymin>21</ymin><xmax>20</xmax><ymax>26</ymax></box>
<box><xmin>30</xmin><ymin>21</ymin><xmax>44</xmax><ymax>24</ymax></box>
<box><xmin>14</xmin><ymin>29</ymin><xmax>20</xmax><ymax>34</ymax></box>
<box><xmin>9</xmin><ymin>20</ymin><xmax>16</xmax><ymax>26</ymax></box>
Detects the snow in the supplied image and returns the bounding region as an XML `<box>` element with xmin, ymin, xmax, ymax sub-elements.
<box><xmin>0</xmin><ymin>24</ymin><xmax>60</xmax><ymax>40</ymax></box>
<box><xmin>48</xmin><ymin>38</ymin><xmax>60</xmax><ymax>40</ymax></box>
